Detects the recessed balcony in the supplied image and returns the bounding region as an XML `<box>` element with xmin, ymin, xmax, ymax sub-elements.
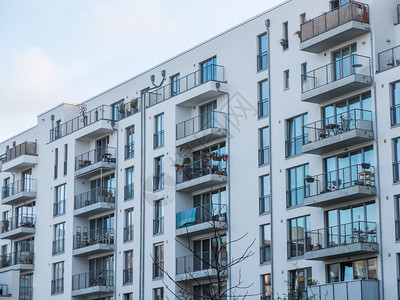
<box><xmin>304</xmin><ymin>164</ymin><xmax>376</xmax><ymax>207</ymax></box>
<box><xmin>72</xmin><ymin>228</ymin><xmax>114</xmax><ymax>256</ymax></box>
<box><xmin>303</xmin><ymin>109</ymin><xmax>374</xmax><ymax>155</ymax></box>
<box><xmin>176</xmin><ymin>204</ymin><xmax>227</xmax><ymax>237</ymax></box>
<box><xmin>1</xmin><ymin>178</ymin><xmax>37</xmax><ymax>206</ymax></box>
<box><xmin>0</xmin><ymin>214</ymin><xmax>35</xmax><ymax>240</ymax></box>
<box><xmin>74</xmin><ymin>187</ymin><xmax>115</xmax><ymax>217</ymax></box>
<box><xmin>300</xmin><ymin>2</ymin><xmax>370</xmax><ymax>53</ymax></box>
<box><xmin>1</xmin><ymin>142</ymin><xmax>38</xmax><ymax>173</ymax></box>
<box><xmin>305</xmin><ymin>221</ymin><xmax>378</xmax><ymax>261</ymax></box>
<box><xmin>0</xmin><ymin>251</ymin><xmax>34</xmax><ymax>273</ymax></box>
<box><xmin>176</xmin><ymin>158</ymin><xmax>227</xmax><ymax>192</ymax></box>
<box><xmin>74</xmin><ymin>147</ymin><xmax>116</xmax><ymax>178</ymax></box>
<box><xmin>176</xmin><ymin>112</ymin><xmax>227</xmax><ymax>148</ymax></box>
<box><xmin>308</xmin><ymin>280</ymin><xmax>379</xmax><ymax>300</ymax></box>
<box><xmin>301</xmin><ymin>55</ymin><xmax>371</xmax><ymax>103</ymax></box>
<box><xmin>71</xmin><ymin>270</ymin><xmax>113</xmax><ymax>297</ymax></box>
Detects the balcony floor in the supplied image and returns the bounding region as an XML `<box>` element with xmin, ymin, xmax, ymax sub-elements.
<box><xmin>73</xmin><ymin>244</ymin><xmax>114</xmax><ymax>257</ymax></box>
<box><xmin>1</xmin><ymin>191</ymin><xmax>37</xmax><ymax>206</ymax></box>
<box><xmin>71</xmin><ymin>286</ymin><xmax>113</xmax><ymax>297</ymax></box>
<box><xmin>74</xmin><ymin>202</ymin><xmax>115</xmax><ymax>217</ymax></box>
<box><xmin>176</xmin><ymin>174</ymin><xmax>227</xmax><ymax>192</ymax></box>
<box><xmin>305</xmin><ymin>242</ymin><xmax>379</xmax><ymax>260</ymax></box>
<box><xmin>0</xmin><ymin>227</ymin><xmax>35</xmax><ymax>240</ymax></box>
<box><xmin>176</xmin><ymin>220</ymin><xmax>227</xmax><ymax>237</ymax></box>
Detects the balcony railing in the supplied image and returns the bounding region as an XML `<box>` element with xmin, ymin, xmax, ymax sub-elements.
<box><xmin>124</xmin><ymin>225</ymin><xmax>134</xmax><ymax>242</ymax></box>
<box><xmin>72</xmin><ymin>270</ymin><xmax>114</xmax><ymax>290</ymax></box>
<box><xmin>2</xmin><ymin>178</ymin><xmax>37</xmax><ymax>199</ymax></box>
<box><xmin>285</xmin><ymin>135</ymin><xmax>308</xmax><ymax>157</ymax></box>
<box><xmin>1</xmin><ymin>214</ymin><xmax>35</xmax><ymax>233</ymax></box>
<box><xmin>306</xmin><ymin>164</ymin><xmax>375</xmax><ymax>197</ymax></box>
<box><xmin>176</xmin><ymin>158</ymin><xmax>227</xmax><ymax>184</ymax></box>
<box><xmin>300</xmin><ymin>2</ymin><xmax>369</xmax><ymax>42</ymax></box>
<box><xmin>50</xmin><ymin>105</ymin><xmax>112</xmax><ymax>141</ymax></box>
<box><xmin>73</xmin><ymin>228</ymin><xmax>114</xmax><ymax>249</ymax></box>
<box><xmin>259</xmin><ymin>195</ymin><xmax>270</xmax><ymax>214</ymax></box>
<box><xmin>391</xmin><ymin>103</ymin><xmax>400</xmax><ymax>126</ymax></box>
<box><xmin>259</xmin><ymin>146</ymin><xmax>269</xmax><ymax>166</ymax></box>
<box><xmin>112</xmin><ymin>102</ymin><xmax>139</xmax><ymax>122</ymax></box>
<box><xmin>304</xmin><ymin>109</ymin><xmax>372</xmax><ymax>143</ymax></box>
<box><xmin>176</xmin><ymin>251</ymin><xmax>227</xmax><ymax>275</ymax></box>
<box><xmin>123</xmin><ymin>268</ymin><xmax>133</xmax><ymax>284</ymax></box>
<box><xmin>75</xmin><ymin>146</ymin><xmax>116</xmax><ymax>171</ymax></box>
<box><xmin>287</xmin><ymin>185</ymin><xmax>310</xmax><ymax>207</ymax></box>
<box><xmin>378</xmin><ymin>44</ymin><xmax>400</xmax><ymax>72</ymax></box>
<box><xmin>52</xmin><ymin>238</ymin><xmax>65</xmax><ymax>255</ymax></box>
<box><xmin>124</xmin><ymin>183</ymin><xmax>134</xmax><ymax>200</ymax></box>
<box><xmin>176</xmin><ymin>204</ymin><xmax>227</xmax><ymax>229</ymax></box>
<box><xmin>53</xmin><ymin>200</ymin><xmax>66</xmax><ymax>216</ymax></box>
<box><xmin>125</xmin><ymin>142</ymin><xmax>134</xmax><ymax>159</ymax></box>
<box><xmin>153</xmin><ymin>173</ymin><xmax>164</xmax><ymax>191</ymax></box>
<box><xmin>301</xmin><ymin>54</ymin><xmax>371</xmax><ymax>94</ymax></box>
<box><xmin>153</xmin><ymin>130</ymin><xmax>165</xmax><ymax>149</ymax></box>
<box><xmin>0</xmin><ymin>250</ymin><xmax>34</xmax><ymax>268</ymax></box>
<box><xmin>176</xmin><ymin>111</ymin><xmax>227</xmax><ymax>140</ymax></box>
<box><xmin>305</xmin><ymin>221</ymin><xmax>377</xmax><ymax>251</ymax></box>
<box><xmin>74</xmin><ymin>187</ymin><xmax>115</xmax><ymax>210</ymax></box>
<box><xmin>153</xmin><ymin>217</ymin><xmax>164</xmax><ymax>235</ymax></box>
<box><xmin>148</xmin><ymin>64</ymin><xmax>225</xmax><ymax>107</ymax></box>
<box><xmin>257</xmin><ymin>51</ymin><xmax>268</xmax><ymax>71</ymax></box>
<box><xmin>3</xmin><ymin>141</ymin><xmax>37</xmax><ymax>163</ymax></box>
<box><xmin>258</xmin><ymin>98</ymin><xmax>269</xmax><ymax>118</ymax></box>
<box><xmin>51</xmin><ymin>278</ymin><xmax>64</xmax><ymax>294</ymax></box>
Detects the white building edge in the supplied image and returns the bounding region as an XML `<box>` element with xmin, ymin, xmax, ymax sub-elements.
<box><xmin>0</xmin><ymin>0</ymin><xmax>399</xmax><ymax>299</ymax></box>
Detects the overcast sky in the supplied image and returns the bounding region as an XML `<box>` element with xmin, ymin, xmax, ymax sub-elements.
<box><xmin>0</xmin><ymin>0</ymin><xmax>283</xmax><ymax>142</ymax></box>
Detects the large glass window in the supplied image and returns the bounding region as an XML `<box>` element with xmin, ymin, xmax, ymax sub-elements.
<box><xmin>258</xmin><ymin>33</ymin><xmax>268</xmax><ymax>71</ymax></box>
<box><xmin>54</xmin><ymin>184</ymin><xmax>66</xmax><ymax>216</ymax></box>
<box><xmin>327</xmin><ymin>258</ymin><xmax>377</xmax><ymax>283</ymax></box>
<box><xmin>260</xmin><ymin>224</ymin><xmax>271</xmax><ymax>263</ymax></box>
<box><xmin>190</xmin><ymin>188</ymin><xmax>227</xmax><ymax>224</ymax></box>
<box><xmin>53</xmin><ymin>223</ymin><xmax>65</xmax><ymax>255</ymax></box>
<box><xmin>153</xmin><ymin>199</ymin><xmax>164</xmax><ymax>235</ymax></box>
<box><xmin>123</xmin><ymin>250</ymin><xmax>133</xmax><ymax>284</ymax></box>
<box><xmin>391</xmin><ymin>81</ymin><xmax>400</xmax><ymax>126</ymax></box>
<box><xmin>154</xmin><ymin>156</ymin><xmax>164</xmax><ymax>191</ymax></box>
<box><xmin>19</xmin><ymin>273</ymin><xmax>33</xmax><ymax>300</ymax></box>
<box><xmin>52</xmin><ymin>261</ymin><xmax>64</xmax><ymax>294</ymax></box>
<box><xmin>153</xmin><ymin>287</ymin><xmax>164</xmax><ymax>300</ymax></box>
<box><xmin>200</xmin><ymin>57</ymin><xmax>217</xmax><ymax>83</ymax></box>
<box><xmin>124</xmin><ymin>208</ymin><xmax>134</xmax><ymax>242</ymax></box>
<box><xmin>125</xmin><ymin>167</ymin><xmax>134</xmax><ymax>200</ymax></box>
<box><xmin>125</xmin><ymin>126</ymin><xmax>135</xmax><ymax>159</ymax></box>
<box><xmin>288</xmin><ymin>267</ymin><xmax>312</xmax><ymax>300</ymax></box>
<box><xmin>54</xmin><ymin>148</ymin><xmax>58</xmax><ymax>179</ymax></box>
<box><xmin>171</xmin><ymin>74</ymin><xmax>180</xmax><ymax>97</ymax></box>
<box><xmin>288</xmin><ymin>216</ymin><xmax>310</xmax><ymax>258</ymax></box>
<box><xmin>259</xmin><ymin>175</ymin><xmax>270</xmax><ymax>214</ymax></box>
<box><xmin>200</xmin><ymin>100</ymin><xmax>217</xmax><ymax>130</ymax></box>
<box><xmin>153</xmin><ymin>243</ymin><xmax>164</xmax><ymax>279</ymax></box>
<box><xmin>333</xmin><ymin>44</ymin><xmax>357</xmax><ymax>80</ymax></box>
<box><xmin>154</xmin><ymin>114</ymin><xmax>164</xmax><ymax>149</ymax></box>
<box><xmin>259</xmin><ymin>127</ymin><xmax>269</xmax><ymax>166</ymax></box>
<box><xmin>261</xmin><ymin>274</ymin><xmax>271</xmax><ymax>300</ymax></box>
<box><xmin>287</xmin><ymin>164</ymin><xmax>309</xmax><ymax>207</ymax></box>
<box><xmin>286</xmin><ymin>113</ymin><xmax>308</xmax><ymax>157</ymax></box>
<box><xmin>258</xmin><ymin>80</ymin><xmax>269</xmax><ymax>118</ymax></box>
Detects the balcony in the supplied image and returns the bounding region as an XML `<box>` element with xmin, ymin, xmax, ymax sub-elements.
<box><xmin>300</xmin><ymin>2</ymin><xmax>370</xmax><ymax>53</ymax></box>
<box><xmin>176</xmin><ymin>112</ymin><xmax>227</xmax><ymax>148</ymax></box>
<box><xmin>303</xmin><ymin>109</ymin><xmax>373</xmax><ymax>155</ymax></box>
<box><xmin>0</xmin><ymin>214</ymin><xmax>35</xmax><ymax>240</ymax></box>
<box><xmin>147</xmin><ymin>64</ymin><xmax>226</xmax><ymax>108</ymax></box>
<box><xmin>307</xmin><ymin>279</ymin><xmax>379</xmax><ymax>300</ymax></box>
<box><xmin>74</xmin><ymin>147</ymin><xmax>116</xmax><ymax>178</ymax></box>
<box><xmin>304</xmin><ymin>164</ymin><xmax>376</xmax><ymax>207</ymax></box>
<box><xmin>0</xmin><ymin>250</ymin><xmax>34</xmax><ymax>273</ymax></box>
<box><xmin>378</xmin><ymin>44</ymin><xmax>400</xmax><ymax>72</ymax></box>
<box><xmin>176</xmin><ymin>158</ymin><xmax>227</xmax><ymax>192</ymax></box>
<box><xmin>305</xmin><ymin>221</ymin><xmax>378</xmax><ymax>260</ymax></box>
<box><xmin>50</xmin><ymin>105</ymin><xmax>114</xmax><ymax>142</ymax></box>
<box><xmin>71</xmin><ymin>270</ymin><xmax>113</xmax><ymax>297</ymax></box>
<box><xmin>1</xmin><ymin>141</ymin><xmax>38</xmax><ymax>173</ymax></box>
<box><xmin>301</xmin><ymin>55</ymin><xmax>371</xmax><ymax>103</ymax></box>
<box><xmin>74</xmin><ymin>187</ymin><xmax>115</xmax><ymax>217</ymax></box>
<box><xmin>176</xmin><ymin>204</ymin><xmax>227</xmax><ymax>237</ymax></box>
<box><xmin>175</xmin><ymin>251</ymin><xmax>227</xmax><ymax>282</ymax></box>
<box><xmin>1</xmin><ymin>178</ymin><xmax>37</xmax><ymax>206</ymax></box>
<box><xmin>72</xmin><ymin>228</ymin><xmax>114</xmax><ymax>256</ymax></box>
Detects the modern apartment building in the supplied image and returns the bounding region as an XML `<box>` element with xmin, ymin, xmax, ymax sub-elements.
<box><xmin>0</xmin><ymin>0</ymin><xmax>399</xmax><ymax>299</ymax></box>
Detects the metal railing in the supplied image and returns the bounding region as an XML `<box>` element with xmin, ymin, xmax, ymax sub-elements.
<box><xmin>72</xmin><ymin>270</ymin><xmax>114</xmax><ymax>290</ymax></box>
<box><xmin>2</xmin><ymin>178</ymin><xmax>37</xmax><ymax>199</ymax></box>
<box><xmin>153</xmin><ymin>173</ymin><xmax>164</xmax><ymax>191</ymax></box>
<box><xmin>287</xmin><ymin>238</ymin><xmax>306</xmax><ymax>258</ymax></box>
<box><xmin>125</xmin><ymin>142</ymin><xmax>134</xmax><ymax>159</ymax></box>
<box><xmin>73</xmin><ymin>228</ymin><xmax>114</xmax><ymax>249</ymax></box>
<box><xmin>153</xmin><ymin>130</ymin><xmax>164</xmax><ymax>148</ymax></box>
<box><xmin>53</xmin><ymin>200</ymin><xmax>66</xmax><ymax>216</ymax></box>
<box><xmin>304</xmin><ymin>109</ymin><xmax>372</xmax><ymax>143</ymax></box>
<box><xmin>3</xmin><ymin>141</ymin><xmax>37</xmax><ymax>163</ymax></box>
<box><xmin>124</xmin><ymin>225</ymin><xmax>134</xmax><ymax>242</ymax></box>
<box><xmin>260</xmin><ymin>244</ymin><xmax>271</xmax><ymax>263</ymax></box>
<box><xmin>285</xmin><ymin>135</ymin><xmax>308</xmax><ymax>157</ymax></box>
<box><xmin>50</xmin><ymin>105</ymin><xmax>113</xmax><ymax>141</ymax></box>
<box><xmin>74</xmin><ymin>187</ymin><xmax>115</xmax><ymax>210</ymax></box>
<box><xmin>176</xmin><ymin>158</ymin><xmax>227</xmax><ymax>184</ymax></box>
<box><xmin>259</xmin><ymin>146</ymin><xmax>270</xmax><ymax>166</ymax></box>
<box><xmin>0</xmin><ymin>250</ymin><xmax>34</xmax><ymax>268</ymax></box>
<box><xmin>176</xmin><ymin>111</ymin><xmax>227</xmax><ymax>140</ymax></box>
<box><xmin>378</xmin><ymin>44</ymin><xmax>400</xmax><ymax>72</ymax></box>
<box><xmin>305</xmin><ymin>221</ymin><xmax>377</xmax><ymax>251</ymax></box>
<box><xmin>51</xmin><ymin>278</ymin><xmax>64</xmax><ymax>294</ymax></box>
<box><xmin>258</xmin><ymin>98</ymin><xmax>268</xmax><ymax>118</ymax></box>
<box><xmin>153</xmin><ymin>217</ymin><xmax>164</xmax><ymax>235</ymax></box>
<box><xmin>300</xmin><ymin>2</ymin><xmax>369</xmax><ymax>42</ymax></box>
<box><xmin>306</xmin><ymin>164</ymin><xmax>375</xmax><ymax>197</ymax></box>
<box><xmin>176</xmin><ymin>204</ymin><xmax>227</xmax><ymax>229</ymax></box>
<box><xmin>259</xmin><ymin>195</ymin><xmax>270</xmax><ymax>214</ymax></box>
<box><xmin>52</xmin><ymin>238</ymin><xmax>65</xmax><ymax>255</ymax></box>
<box><xmin>19</xmin><ymin>286</ymin><xmax>33</xmax><ymax>300</ymax></box>
<box><xmin>124</xmin><ymin>183</ymin><xmax>134</xmax><ymax>200</ymax></box>
<box><xmin>257</xmin><ymin>51</ymin><xmax>268</xmax><ymax>71</ymax></box>
<box><xmin>1</xmin><ymin>214</ymin><xmax>35</xmax><ymax>233</ymax></box>
<box><xmin>123</xmin><ymin>268</ymin><xmax>133</xmax><ymax>284</ymax></box>
<box><xmin>148</xmin><ymin>64</ymin><xmax>225</xmax><ymax>107</ymax></box>
<box><xmin>176</xmin><ymin>250</ymin><xmax>227</xmax><ymax>275</ymax></box>
<box><xmin>301</xmin><ymin>54</ymin><xmax>371</xmax><ymax>94</ymax></box>
<box><xmin>286</xmin><ymin>185</ymin><xmax>310</xmax><ymax>207</ymax></box>
<box><xmin>391</xmin><ymin>103</ymin><xmax>400</xmax><ymax>126</ymax></box>
<box><xmin>113</xmin><ymin>102</ymin><xmax>139</xmax><ymax>122</ymax></box>
<box><xmin>75</xmin><ymin>146</ymin><xmax>116</xmax><ymax>171</ymax></box>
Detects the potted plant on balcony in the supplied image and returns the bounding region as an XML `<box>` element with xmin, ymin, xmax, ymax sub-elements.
<box><xmin>212</xmin><ymin>152</ymin><xmax>222</xmax><ymax>161</ymax></box>
<box><xmin>118</xmin><ymin>100</ymin><xmax>125</xmax><ymax>114</ymax></box>
<box><xmin>305</xmin><ymin>175</ymin><xmax>315</xmax><ymax>183</ymax></box>
<box><xmin>175</xmin><ymin>164</ymin><xmax>181</xmax><ymax>171</ymax></box>
<box><xmin>201</xmin><ymin>151</ymin><xmax>211</xmax><ymax>163</ymax></box>
<box><xmin>130</xmin><ymin>98</ymin><xmax>139</xmax><ymax>110</ymax></box>
<box><xmin>312</xmin><ymin>243</ymin><xmax>322</xmax><ymax>250</ymax></box>
<box><xmin>182</xmin><ymin>157</ymin><xmax>191</xmax><ymax>167</ymax></box>
<box><xmin>2</xmin><ymin>219</ymin><xmax>9</xmax><ymax>232</ymax></box>
<box><xmin>221</xmin><ymin>154</ymin><xmax>228</xmax><ymax>161</ymax></box>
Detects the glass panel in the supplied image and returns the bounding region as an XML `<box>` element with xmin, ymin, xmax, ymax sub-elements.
<box><xmin>342</xmin><ymin>262</ymin><xmax>353</xmax><ymax>281</ymax></box>
<box><xmin>328</xmin><ymin>264</ymin><xmax>340</xmax><ymax>283</ymax></box>
<box><xmin>353</xmin><ymin>260</ymin><xmax>367</xmax><ymax>280</ymax></box>
<box><xmin>367</xmin><ymin>258</ymin><xmax>378</xmax><ymax>279</ymax></box>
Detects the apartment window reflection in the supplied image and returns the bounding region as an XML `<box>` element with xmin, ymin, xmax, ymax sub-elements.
<box><xmin>200</xmin><ymin>57</ymin><xmax>217</xmax><ymax>83</ymax></box>
<box><xmin>286</xmin><ymin>113</ymin><xmax>308</xmax><ymax>157</ymax></box>
<box><xmin>258</xmin><ymin>33</ymin><xmax>268</xmax><ymax>71</ymax></box>
<box><xmin>171</xmin><ymin>74</ymin><xmax>180</xmax><ymax>96</ymax></box>
<box><xmin>288</xmin><ymin>215</ymin><xmax>310</xmax><ymax>258</ymax></box>
<box><xmin>260</xmin><ymin>224</ymin><xmax>271</xmax><ymax>263</ymax></box>
<box><xmin>391</xmin><ymin>81</ymin><xmax>400</xmax><ymax>126</ymax></box>
<box><xmin>287</xmin><ymin>164</ymin><xmax>309</xmax><ymax>207</ymax></box>
<box><xmin>154</xmin><ymin>156</ymin><xmax>164</xmax><ymax>191</ymax></box>
<box><xmin>154</xmin><ymin>114</ymin><xmax>164</xmax><ymax>149</ymax></box>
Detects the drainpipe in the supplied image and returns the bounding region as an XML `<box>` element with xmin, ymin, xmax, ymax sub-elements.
<box><xmin>114</xmin><ymin>123</ymin><xmax>119</xmax><ymax>298</ymax></box>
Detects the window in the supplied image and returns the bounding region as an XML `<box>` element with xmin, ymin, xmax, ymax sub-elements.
<box><xmin>154</xmin><ymin>156</ymin><xmax>164</xmax><ymax>191</ymax></box>
<box><xmin>301</xmin><ymin>62</ymin><xmax>307</xmax><ymax>83</ymax></box>
<box><xmin>287</xmin><ymin>164</ymin><xmax>309</xmax><ymax>207</ymax></box>
<box><xmin>54</xmin><ymin>184</ymin><xmax>66</xmax><ymax>216</ymax></box>
<box><xmin>51</xmin><ymin>262</ymin><xmax>64</xmax><ymax>294</ymax></box>
<box><xmin>154</xmin><ymin>114</ymin><xmax>164</xmax><ymax>149</ymax></box>
<box><xmin>288</xmin><ymin>268</ymin><xmax>312</xmax><ymax>300</ymax></box>
<box><xmin>258</xmin><ymin>33</ymin><xmax>268</xmax><ymax>71</ymax></box>
<box><xmin>55</xmin><ymin>120</ymin><xmax>61</xmax><ymax>140</ymax></box>
<box><xmin>124</xmin><ymin>208</ymin><xmax>134</xmax><ymax>242</ymax></box>
<box><xmin>331</xmin><ymin>0</ymin><xmax>351</xmax><ymax>10</ymax></box>
<box><xmin>153</xmin><ymin>243</ymin><xmax>164</xmax><ymax>279</ymax></box>
<box><xmin>125</xmin><ymin>167</ymin><xmax>134</xmax><ymax>200</ymax></box>
<box><xmin>63</xmin><ymin>144</ymin><xmax>68</xmax><ymax>176</ymax></box>
<box><xmin>123</xmin><ymin>250</ymin><xmax>133</xmax><ymax>284</ymax></box>
<box><xmin>259</xmin><ymin>175</ymin><xmax>270</xmax><ymax>214</ymax></box>
<box><xmin>261</xmin><ymin>274</ymin><xmax>272</xmax><ymax>300</ymax></box>
<box><xmin>284</xmin><ymin>70</ymin><xmax>290</xmax><ymax>89</ymax></box>
<box><xmin>286</xmin><ymin>113</ymin><xmax>308</xmax><ymax>157</ymax></box>
<box><xmin>2</xmin><ymin>177</ymin><xmax>10</xmax><ymax>198</ymax></box>
<box><xmin>153</xmin><ymin>199</ymin><xmax>164</xmax><ymax>235</ymax></box>
<box><xmin>259</xmin><ymin>127</ymin><xmax>269</xmax><ymax>166</ymax></box>
<box><xmin>282</xmin><ymin>22</ymin><xmax>289</xmax><ymax>50</ymax></box>
<box><xmin>125</xmin><ymin>125</ymin><xmax>135</xmax><ymax>159</ymax></box>
<box><xmin>200</xmin><ymin>57</ymin><xmax>217</xmax><ymax>83</ymax></box>
<box><xmin>124</xmin><ymin>293</ymin><xmax>133</xmax><ymax>300</ymax></box>
<box><xmin>396</xmin><ymin>196</ymin><xmax>400</xmax><ymax>240</ymax></box>
<box><xmin>333</xmin><ymin>44</ymin><xmax>357</xmax><ymax>81</ymax></box>
<box><xmin>171</xmin><ymin>74</ymin><xmax>180</xmax><ymax>96</ymax></box>
<box><xmin>190</xmin><ymin>236</ymin><xmax>227</xmax><ymax>272</ymax></box>
<box><xmin>54</xmin><ymin>148</ymin><xmax>58</xmax><ymax>179</ymax></box>
<box><xmin>19</xmin><ymin>273</ymin><xmax>33</xmax><ymax>300</ymax></box>
<box><xmin>194</xmin><ymin>284</ymin><xmax>228</xmax><ymax>300</ymax></box>
<box><xmin>153</xmin><ymin>287</ymin><xmax>164</xmax><ymax>300</ymax></box>
<box><xmin>53</xmin><ymin>222</ymin><xmax>65</xmax><ymax>255</ymax></box>
<box><xmin>327</xmin><ymin>258</ymin><xmax>377</xmax><ymax>282</ymax></box>
<box><xmin>89</xmin><ymin>255</ymin><xmax>114</xmax><ymax>286</ymax></box>
<box><xmin>258</xmin><ymin>80</ymin><xmax>269</xmax><ymax>118</ymax></box>
<box><xmin>260</xmin><ymin>224</ymin><xmax>271</xmax><ymax>263</ymax></box>
<box><xmin>288</xmin><ymin>216</ymin><xmax>310</xmax><ymax>258</ymax></box>
<box><xmin>199</xmin><ymin>100</ymin><xmax>217</xmax><ymax>130</ymax></box>
<box><xmin>391</xmin><ymin>81</ymin><xmax>400</xmax><ymax>126</ymax></box>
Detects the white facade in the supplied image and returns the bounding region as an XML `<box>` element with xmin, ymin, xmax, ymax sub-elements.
<box><xmin>0</xmin><ymin>0</ymin><xmax>400</xmax><ymax>299</ymax></box>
